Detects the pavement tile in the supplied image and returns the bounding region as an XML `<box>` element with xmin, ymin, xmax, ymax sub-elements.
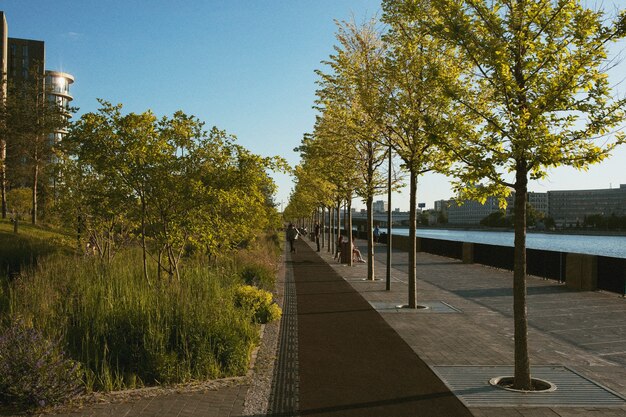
<box><xmin>301</xmin><ymin>237</ymin><xmax>626</xmax><ymax>416</ymax></box>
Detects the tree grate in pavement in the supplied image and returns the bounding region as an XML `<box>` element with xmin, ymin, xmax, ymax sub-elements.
<box><xmin>432</xmin><ymin>365</ymin><xmax>626</xmax><ymax>408</ymax></box>
<box><xmin>267</xmin><ymin>260</ymin><xmax>299</xmax><ymax>416</ymax></box>
<box><xmin>370</xmin><ymin>300</ymin><xmax>462</xmax><ymax>313</ymax></box>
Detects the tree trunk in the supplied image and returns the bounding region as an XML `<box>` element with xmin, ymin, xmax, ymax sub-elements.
<box><xmin>347</xmin><ymin>197</ymin><xmax>353</xmax><ymax>267</ymax></box>
<box><xmin>366</xmin><ymin>193</ymin><xmax>375</xmax><ymax>280</ymax></box>
<box><xmin>31</xmin><ymin>159</ymin><xmax>38</xmax><ymax>224</ymax></box>
<box><xmin>140</xmin><ymin>193</ymin><xmax>150</xmax><ymax>285</ymax></box>
<box><xmin>408</xmin><ymin>169</ymin><xmax>417</xmax><ymax>308</ymax></box>
<box><xmin>386</xmin><ymin>145</ymin><xmax>392</xmax><ymax>291</ymax></box>
<box><xmin>513</xmin><ymin>164</ymin><xmax>531</xmax><ymax>390</ymax></box>
<box><xmin>1</xmin><ymin>139</ymin><xmax>6</xmax><ymax>219</ymax></box>
<box><xmin>321</xmin><ymin>206</ymin><xmax>325</xmax><ymax>250</ymax></box>
<box><xmin>331</xmin><ymin>204</ymin><xmax>335</xmax><ymax>254</ymax></box>
<box><xmin>336</xmin><ymin>200</ymin><xmax>341</xmax><ymax>257</ymax></box>
<box><xmin>157</xmin><ymin>248</ymin><xmax>163</xmax><ymax>281</ymax></box>
<box><xmin>327</xmin><ymin>205</ymin><xmax>332</xmax><ymax>253</ymax></box>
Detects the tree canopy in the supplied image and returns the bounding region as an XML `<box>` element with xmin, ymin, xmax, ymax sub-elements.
<box><xmin>58</xmin><ymin>100</ymin><xmax>284</xmax><ymax>281</ymax></box>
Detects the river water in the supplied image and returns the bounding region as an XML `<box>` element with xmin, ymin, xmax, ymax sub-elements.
<box><xmin>378</xmin><ymin>228</ymin><xmax>626</xmax><ymax>259</ymax></box>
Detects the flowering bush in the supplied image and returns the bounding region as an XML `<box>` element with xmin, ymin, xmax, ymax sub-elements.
<box><xmin>234</xmin><ymin>285</ymin><xmax>282</xmax><ymax>324</ymax></box>
<box><xmin>0</xmin><ymin>320</ymin><xmax>83</xmax><ymax>409</ymax></box>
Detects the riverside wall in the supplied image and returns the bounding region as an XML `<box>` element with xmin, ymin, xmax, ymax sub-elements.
<box><xmin>354</xmin><ymin>231</ymin><xmax>626</xmax><ymax>296</ymax></box>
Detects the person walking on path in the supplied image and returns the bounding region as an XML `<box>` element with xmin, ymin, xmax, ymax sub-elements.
<box><xmin>373</xmin><ymin>225</ymin><xmax>380</xmax><ymax>244</ymax></box>
<box><xmin>286</xmin><ymin>223</ymin><xmax>300</xmax><ymax>253</ymax></box>
<box><xmin>314</xmin><ymin>221</ymin><xmax>321</xmax><ymax>252</ymax></box>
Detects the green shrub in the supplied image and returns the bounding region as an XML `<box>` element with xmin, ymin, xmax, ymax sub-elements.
<box><xmin>239</xmin><ymin>263</ymin><xmax>276</xmax><ymax>290</ymax></box>
<box><xmin>234</xmin><ymin>285</ymin><xmax>282</xmax><ymax>324</ymax></box>
<box><xmin>0</xmin><ymin>319</ymin><xmax>83</xmax><ymax>409</ymax></box>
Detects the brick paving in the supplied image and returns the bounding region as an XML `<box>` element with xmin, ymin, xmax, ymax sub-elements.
<box><xmin>267</xmin><ymin>255</ymin><xmax>299</xmax><ymax>415</ymax></box>
<box><xmin>311</xmin><ymin>237</ymin><xmax>626</xmax><ymax>416</ymax></box>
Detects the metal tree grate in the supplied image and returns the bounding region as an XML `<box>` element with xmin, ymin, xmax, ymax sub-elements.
<box><xmin>431</xmin><ymin>365</ymin><xmax>626</xmax><ymax>407</ymax></box>
<box><xmin>370</xmin><ymin>300</ymin><xmax>462</xmax><ymax>314</ymax></box>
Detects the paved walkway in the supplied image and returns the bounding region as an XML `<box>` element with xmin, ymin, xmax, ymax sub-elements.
<box><xmin>282</xmin><ymin>240</ymin><xmax>471</xmax><ymax>416</ymax></box>
<box><xmin>295</xmin><ymin>237</ymin><xmax>626</xmax><ymax>416</ymax></box>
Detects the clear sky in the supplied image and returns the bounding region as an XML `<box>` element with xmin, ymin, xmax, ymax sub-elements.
<box><xmin>2</xmin><ymin>1</ymin><xmax>625</xmax><ymax>212</ymax></box>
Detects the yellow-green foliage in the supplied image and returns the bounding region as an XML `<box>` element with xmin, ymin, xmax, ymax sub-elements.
<box><xmin>234</xmin><ymin>285</ymin><xmax>282</xmax><ymax>324</ymax></box>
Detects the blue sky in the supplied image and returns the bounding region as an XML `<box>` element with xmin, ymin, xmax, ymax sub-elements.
<box><xmin>2</xmin><ymin>1</ymin><xmax>625</xmax><ymax>211</ymax></box>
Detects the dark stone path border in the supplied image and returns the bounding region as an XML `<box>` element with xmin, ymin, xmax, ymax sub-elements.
<box><xmin>267</xmin><ymin>252</ymin><xmax>300</xmax><ymax>416</ymax></box>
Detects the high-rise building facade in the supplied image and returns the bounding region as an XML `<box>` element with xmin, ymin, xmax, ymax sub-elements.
<box><xmin>45</xmin><ymin>70</ymin><xmax>74</xmax><ymax>144</ymax></box>
<box><xmin>1</xmin><ymin>12</ymin><xmax>7</xmax><ymax>102</ymax></box>
<box><xmin>0</xmin><ymin>10</ymin><xmax>74</xmax><ymax>198</ymax></box>
<box><xmin>6</xmin><ymin>37</ymin><xmax>45</xmax><ymax>82</ymax></box>
<box><xmin>1</xmin><ymin>11</ymin><xmax>73</xmax><ymax>121</ymax></box>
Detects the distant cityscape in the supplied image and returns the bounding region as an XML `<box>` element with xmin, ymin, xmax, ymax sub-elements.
<box><xmin>353</xmin><ymin>184</ymin><xmax>626</xmax><ymax>228</ymax></box>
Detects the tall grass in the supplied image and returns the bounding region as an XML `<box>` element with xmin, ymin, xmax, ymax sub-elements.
<box><xmin>230</xmin><ymin>233</ymin><xmax>282</xmax><ymax>290</ymax></box>
<box><xmin>6</xmin><ymin>247</ymin><xmax>264</xmax><ymax>392</ymax></box>
<box><xmin>0</xmin><ymin>219</ymin><xmax>73</xmax><ymax>278</ymax></box>
<box><xmin>1</xmin><ymin>222</ymin><xmax>281</xmax><ymax>401</ymax></box>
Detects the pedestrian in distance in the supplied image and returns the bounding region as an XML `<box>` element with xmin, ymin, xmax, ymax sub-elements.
<box><xmin>373</xmin><ymin>225</ymin><xmax>380</xmax><ymax>244</ymax></box>
<box><xmin>314</xmin><ymin>221</ymin><xmax>321</xmax><ymax>251</ymax></box>
<box><xmin>286</xmin><ymin>223</ymin><xmax>300</xmax><ymax>253</ymax></box>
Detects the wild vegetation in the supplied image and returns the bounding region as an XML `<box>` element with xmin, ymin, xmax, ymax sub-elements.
<box><xmin>0</xmin><ymin>222</ymin><xmax>282</xmax><ymax>410</ymax></box>
<box><xmin>0</xmin><ymin>99</ymin><xmax>284</xmax><ymax>410</ymax></box>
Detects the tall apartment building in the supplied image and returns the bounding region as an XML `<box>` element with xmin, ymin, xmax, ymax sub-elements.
<box><xmin>45</xmin><ymin>70</ymin><xmax>74</xmax><ymax>144</ymax></box>
<box><xmin>0</xmin><ymin>11</ymin><xmax>74</xmax><ymax>190</ymax></box>
<box><xmin>1</xmin><ymin>11</ymin><xmax>74</xmax><ymax>128</ymax></box>
<box><xmin>1</xmin><ymin>12</ymin><xmax>7</xmax><ymax>101</ymax></box>
<box><xmin>5</xmin><ymin>36</ymin><xmax>45</xmax><ymax>81</ymax></box>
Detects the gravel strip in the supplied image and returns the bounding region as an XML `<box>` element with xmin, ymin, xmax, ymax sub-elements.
<box><xmin>242</xmin><ymin>254</ymin><xmax>286</xmax><ymax>415</ymax></box>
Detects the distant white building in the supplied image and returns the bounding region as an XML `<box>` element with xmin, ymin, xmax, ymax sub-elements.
<box><xmin>439</xmin><ymin>185</ymin><xmax>626</xmax><ymax>226</ymax></box>
<box><xmin>448</xmin><ymin>197</ymin><xmax>502</xmax><ymax>225</ymax></box>
<box><xmin>447</xmin><ymin>192</ymin><xmax>549</xmax><ymax>225</ymax></box>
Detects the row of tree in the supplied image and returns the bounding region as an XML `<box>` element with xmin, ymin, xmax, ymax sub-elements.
<box><xmin>285</xmin><ymin>0</ymin><xmax>625</xmax><ymax>391</ymax></box>
<box><xmin>583</xmin><ymin>214</ymin><xmax>626</xmax><ymax>230</ymax></box>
